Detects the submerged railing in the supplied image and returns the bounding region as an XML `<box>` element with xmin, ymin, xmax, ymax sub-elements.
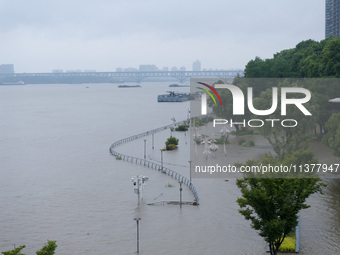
<box><xmin>109</xmin><ymin>121</ymin><xmax>199</xmax><ymax>204</ymax></box>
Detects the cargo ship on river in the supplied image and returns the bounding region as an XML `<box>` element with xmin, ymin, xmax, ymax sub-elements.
<box><xmin>157</xmin><ymin>91</ymin><xmax>190</xmax><ymax>102</ymax></box>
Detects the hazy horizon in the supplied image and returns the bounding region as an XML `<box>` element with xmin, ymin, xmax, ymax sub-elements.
<box><xmin>0</xmin><ymin>0</ymin><xmax>325</xmax><ymax>73</ymax></box>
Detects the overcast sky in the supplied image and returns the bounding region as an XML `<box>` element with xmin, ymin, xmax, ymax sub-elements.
<box><xmin>0</xmin><ymin>0</ymin><xmax>325</xmax><ymax>73</ymax></box>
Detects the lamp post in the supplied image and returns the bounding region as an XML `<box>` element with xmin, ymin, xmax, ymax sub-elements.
<box><xmin>133</xmin><ymin>218</ymin><xmax>141</xmax><ymax>253</ymax></box>
<box><xmin>160</xmin><ymin>149</ymin><xmax>163</xmax><ymax>172</ymax></box>
<box><xmin>179</xmin><ymin>181</ymin><xmax>183</xmax><ymax>209</ymax></box>
<box><xmin>143</xmin><ymin>139</ymin><xmax>147</xmax><ymax>159</ymax></box>
<box><xmin>188</xmin><ymin>160</ymin><xmax>192</xmax><ymax>183</ymax></box>
<box><xmin>152</xmin><ymin>133</ymin><xmax>154</xmax><ymax>149</ymax></box>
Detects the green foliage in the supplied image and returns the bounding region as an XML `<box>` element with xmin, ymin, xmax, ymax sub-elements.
<box><xmin>191</xmin><ymin>116</ymin><xmax>214</xmax><ymax>126</ymax></box>
<box><xmin>214</xmin><ymin>137</ymin><xmax>229</xmax><ymax>144</ymax></box>
<box><xmin>237</xmin><ymin>177</ymin><xmax>324</xmax><ymax>255</ymax></box>
<box><xmin>244</xmin><ymin>140</ymin><xmax>255</xmax><ymax>147</ymax></box>
<box><xmin>322</xmin><ymin>113</ymin><xmax>340</xmax><ymax>156</ymax></box>
<box><xmin>238</xmin><ymin>137</ymin><xmax>246</xmax><ymax>145</ymax></box>
<box><xmin>244</xmin><ymin>37</ymin><xmax>340</xmax><ymax>78</ymax></box>
<box><xmin>36</xmin><ymin>241</ymin><xmax>57</xmax><ymax>255</ymax></box>
<box><xmin>2</xmin><ymin>246</ymin><xmax>26</xmax><ymax>255</ymax></box>
<box><xmin>2</xmin><ymin>241</ymin><xmax>57</xmax><ymax>255</ymax></box>
<box><xmin>236</xmin><ymin>132</ymin><xmax>325</xmax><ymax>255</ymax></box>
<box><xmin>175</xmin><ymin>124</ymin><xmax>189</xmax><ymax>131</ymax></box>
<box><xmin>230</xmin><ymin>129</ymin><xmax>258</xmax><ymax>136</ymax></box>
<box><xmin>165</xmin><ymin>136</ymin><xmax>179</xmax><ymax>150</ymax></box>
<box><xmin>237</xmin><ymin>138</ymin><xmax>255</xmax><ymax>147</ymax></box>
<box><xmin>266</xmin><ymin>131</ymin><xmax>313</xmax><ymax>161</ymax></box>
<box><xmin>166</xmin><ymin>144</ymin><xmax>177</xmax><ymax>150</ymax></box>
<box><xmin>115</xmin><ymin>156</ymin><xmax>122</xmax><ymax>160</ymax></box>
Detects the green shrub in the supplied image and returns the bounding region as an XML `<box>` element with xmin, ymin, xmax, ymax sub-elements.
<box><xmin>238</xmin><ymin>138</ymin><xmax>246</xmax><ymax>145</ymax></box>
<box><xmin>238</xmin><ymin>138</ymin><xmax>255</xmax><ymax>147</ymax></box>
<box><xmin>215</xmin><ymin>137</ymin><xmax>229</xmax><ymax>144</ymax></box>
<box><xmin>165</xmin><ymin>137</ymin><xmax>179</xmax><ymax>150</ymax></box>
<box><xmin>191</xmin><ymin>116</ymin><xmax>214</xmax><ymax>126</ymax></box>
<box><xmin>246</xmin><ymin>140</ymin><xmax>255</xmax><ymax>147</ymax></box>
<box><xmin>231</xmin><ymin>129</ymin><xmax>258</xmax><ymax>136</ymax></box>
<box><xmin>166</xmin><ymin>144</ymin><xmax>177</xmax><ymax>150</ymax></box>
<box><xmin>175</xmin><ymin>124</ymin><xmax>189</xmax><ymax>131</ymax></box>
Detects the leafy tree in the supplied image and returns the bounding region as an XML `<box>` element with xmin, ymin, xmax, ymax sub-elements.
<box><xmin>2</xmin><ymin>241</ymin><xmax>57</xmax><ymax>255</ymax></box>
<box><xmin>236</xmin><ymin>131</ymin><xmax>325</xmax><ymax>255</ymax></box>
<box><xmin>322</xmin><ymin>113</ymin><xmax>340</xmax><ymax>156</ymax></box>
<box><xmin>236</xmin><ymin>177</ymin><xmax>325</xmax><ymax>255</ymax></box>
<box><xmin>36</xmin><ymin>240</ymin><xmax>57</xmax><ymax>255</ymax></box>
<box><xmin>320</xmin><ymin>37</ymin><xmax>340</xmax><ymax>77</ymax></box>
<box><xmin>2</xmin><ymin>246</ymin><xmax>26</xmax><ymax>255</ymax></box>
<box><xmin>244</xmin><ymin>37</ymin><xmax>340</xmax><ymax>79</ymax></box>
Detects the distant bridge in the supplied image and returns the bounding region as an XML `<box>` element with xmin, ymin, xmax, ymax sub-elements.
<box><xmin>0</xmin><ymin>70</ymin><xmax>243</xmax><ymax>84</ymax></box>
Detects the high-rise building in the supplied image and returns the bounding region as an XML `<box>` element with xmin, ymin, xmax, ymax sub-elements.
<box><xmin>0</xmin><ymin>64</ymin><xmax>14</xmax><ymax>74</ymax></box>
<box><xmin>326</xmin><ymin>0</ymin><xmax>340</xmax><ymax>38</ymax></box>
<box><xmin>192</xmin><ymin>60</ymin><xmax>201</xmax><ymax>71</ymax></box>
<box><xmin>139</xmin><ymin>65</ymin><xmax>158</xmax><ymax>72</ymax></box>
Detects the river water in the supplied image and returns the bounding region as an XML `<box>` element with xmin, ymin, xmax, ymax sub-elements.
<box><xmin>0</xmin><ymin>83</ymin><xmax>339</xmax><ymax>255</ymax></box>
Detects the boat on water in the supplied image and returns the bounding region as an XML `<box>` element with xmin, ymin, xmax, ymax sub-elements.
<box><xmin>169</xmin><ymin>84</ymin><xmax>190</xmax><ymax>87</ymax></box>
<box><xmin>118</xmin><ymin>85</ymin><xmax>142</xmax><ymax>88</ymax></box>
<box><xmin>0</xmin><ymin>81</ymin><xmax>26</xmax><ymax>85</ymax></box>
<box><xmin>157</xmin><ymin>91</ymin><xmax>191</xmax><ymax>102</ymax></box>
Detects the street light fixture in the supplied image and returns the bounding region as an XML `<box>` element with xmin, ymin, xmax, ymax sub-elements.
<box><xmin>132</xmin><ymin>175</ymin><xmax>149</xmax><ymax>205</ymax></box>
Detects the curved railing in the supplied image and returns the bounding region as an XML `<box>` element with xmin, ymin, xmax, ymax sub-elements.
<box><xmin>109</xmin><ymin>121</ymin><xmax>199</xmax><ymax>204</ymax></box>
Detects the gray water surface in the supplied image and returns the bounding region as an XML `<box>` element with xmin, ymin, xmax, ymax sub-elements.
<box><xmin>0</xmin><ymin>83</ymin><xmax>339</xmax><ymax>255</ymax></box>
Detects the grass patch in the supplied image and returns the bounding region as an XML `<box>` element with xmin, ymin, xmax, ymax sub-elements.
<box><xmin>278</xmin><ymin>236</ymin><xmax>296</xmax><ymax>252</ymax></box>
<box><xmin>231</xmin><ymin>129</ymin><xmax>259</xmax><ymax>136</ymax></box>
<box><xmin>215</xmin><ymin>137</ymin><xmax>230</xmax><ymax>144</ymax></box>
<box><xmin>191</xmin><ymin>116</ymin><xmax>214</xmax><ymax>126</ymax></box>
<box><xmin>165</xmin><ymin>183</ymin><xmax>175</xmax><ymax>188</ymax></box>
<box><xmin>238</xmin><ymin>138</ymin><xmax>255</xmax><ymax>147</ymax></box>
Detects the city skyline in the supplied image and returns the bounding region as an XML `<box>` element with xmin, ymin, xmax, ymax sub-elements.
<box><xmin>1</xmin><ymin>60</ymin><xmax>240</xmax><ymax>74</ymax></box>
<box><xmin>0</xmin><ymin>0</ymin><xmax>325</xmax><ymax>73</ymax></box>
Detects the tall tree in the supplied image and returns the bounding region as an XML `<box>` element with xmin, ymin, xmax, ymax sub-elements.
<box><xmin>322</xmin><ymin>113</ymin><xmax>340</xmax><ymax>156</ymax></box>
<box><xmin>237</xmin><ymin>176</ymin><xmax>325</xmax><ymax>255</ymax></box>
